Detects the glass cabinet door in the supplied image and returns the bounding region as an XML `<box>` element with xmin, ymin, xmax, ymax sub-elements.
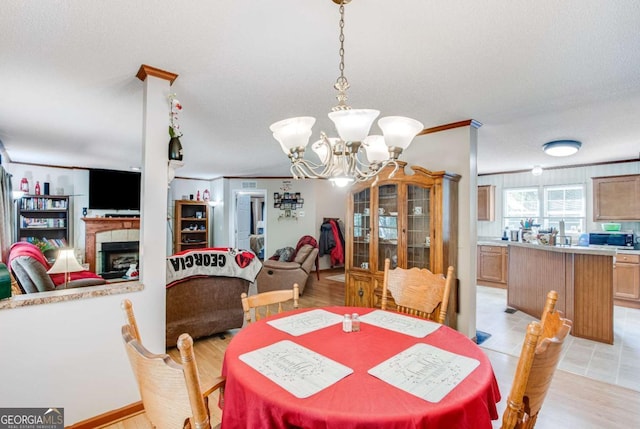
<box><xmin>353</xmin><ymin>188</ymin><xmax>371</xmax><ymax>270</ymax></box>
<box><xmin>407</xmin><ymin>184</ymin><xmax>430</xmax><ymax>269</ymax></box>
<box><xmin>377</xmin><ymin>184</ymin><xmax>398</xmax><ymax>271</ymax></box>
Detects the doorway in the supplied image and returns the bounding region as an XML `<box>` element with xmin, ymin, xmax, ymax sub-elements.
<box><xmin>232</xmin><ymin>189</ymin><xmax>267</xmax><ymax>259</ymax></box>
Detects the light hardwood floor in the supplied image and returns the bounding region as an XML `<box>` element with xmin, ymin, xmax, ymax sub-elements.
<box><xmin>104</xmin><ymin>270</ymin><xmax>640</xmax><ymax>428</ymax></box>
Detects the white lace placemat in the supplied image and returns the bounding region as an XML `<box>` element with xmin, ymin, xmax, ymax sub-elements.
<box><xmin>358</xmin><ymin>310</ymin><xmax>441</xmax><ymax>338</ymax></box>
<box><xmin>368</xmin><ymin>343</ymin><xmax>480</xmax><ymax>402</ymax></box>
<box><xmin>239</xmin><ymin>340</ymin><xmax>353</xmax><ymax>398</ymax></box>
<box><xmin>267</xmin><ymin>309</ymin><xmax>344</xmax><ymax>336</ymax></box>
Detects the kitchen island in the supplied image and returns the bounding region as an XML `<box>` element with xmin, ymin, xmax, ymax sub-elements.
<box><xmin>507</xmin><ymin>242</ymin><xmax>615</xmax><ymax>344</ymax></box>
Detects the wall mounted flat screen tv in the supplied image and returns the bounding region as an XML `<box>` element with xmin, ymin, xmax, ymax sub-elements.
<box><xmin>89</xmin><ymin>168</ymin><xmax>141</xmax><ymax>210</ymax></box>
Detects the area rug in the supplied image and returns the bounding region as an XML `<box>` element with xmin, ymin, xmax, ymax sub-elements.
<box><xmin>325</xmin><ymin>274</ymin><xmax>345</xmax><ymax>282</ymax></box>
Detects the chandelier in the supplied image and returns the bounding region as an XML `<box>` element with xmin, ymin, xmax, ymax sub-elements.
<box><xmin>270</xmin><ymin>0</ymin><xmax>424</xmax><ymax>187</ymax></box>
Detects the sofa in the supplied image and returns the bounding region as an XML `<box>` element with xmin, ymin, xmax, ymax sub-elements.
<box><xmin>165</xmin><ymin>247</ymin><xmax>262</xmax><ymax>347</ymax></box>
<box><xmin>256</xmin><ymin>243</ymin><xmax>319</xmax><ymax>295</ymax></box>
<box><xmin>8</xmin><ymin>242</ymin><xmax>106</xmax><ymax>293</ymax></box>
<box><xmin>166</xmin><ymin>275</ymin><xmax>250</xmax><ymax>347</ymax></box>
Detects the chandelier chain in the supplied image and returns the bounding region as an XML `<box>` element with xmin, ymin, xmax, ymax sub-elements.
<box><xmin>333</xmin><ymin>0</ymin><xmax>350</xmax><ymax>111</ymax></box>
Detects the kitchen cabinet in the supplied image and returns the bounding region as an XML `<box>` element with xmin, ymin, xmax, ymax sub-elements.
<box><xmin>477</xmin><ymin>244</ymin><xmax>508</xmax><ymax>288</ymax></box>
<box><xmin>345</xmin><ymin>162</ymin><xmax>460</xmax><ymax>328</ymax></box>
<box><xmin>477</xmin><ymin>185</ymin><xmax>495</xmax><ymax>221</ymax></box>
<box><xmin>613</xmin><ymin>253</ymin><xmax>640</xmax><ymax>308</ymax></box>
<box><xmin>592</xmin><ymin>174</ymin><xmax>640</xmax><ymax>221</ymax></box>
<box><xmin>174</xmin><ymin>200</ymin><xmax>209</xmax><ymax>253</ymax></box>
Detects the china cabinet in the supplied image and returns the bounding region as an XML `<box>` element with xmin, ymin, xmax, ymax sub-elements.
<box><xmin>345</xmin><ymin>162</ymin><xmax>460</xmax><ymax>328</ymax></box>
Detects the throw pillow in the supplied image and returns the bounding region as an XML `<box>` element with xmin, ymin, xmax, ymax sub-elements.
<box><xmin>294</xmin><ymin>244</ymin><xmax>314</xmax><ymax>264</ymax></box>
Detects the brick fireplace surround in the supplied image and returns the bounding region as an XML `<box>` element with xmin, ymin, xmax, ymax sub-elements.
<box><xmin>83</xmin><ymin>217</ymin><xmax>140</xmax><ymax>273</ymax></box>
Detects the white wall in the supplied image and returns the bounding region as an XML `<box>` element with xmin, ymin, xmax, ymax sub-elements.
<box><xmin>170</xmin><ymin>176</ymin><xmax>349</xmax><ymax>270</ymax></box>
<box><xmin>477</xmin><ymin>161</ymin><xmax>640</xmax><ymax>239</ymax></box>
<box><xmin>0</xmin><ymin>73</ymin><xmax>171</xmax><ymax>424</ymax></box>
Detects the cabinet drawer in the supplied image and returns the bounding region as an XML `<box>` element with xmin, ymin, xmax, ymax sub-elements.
<box><xmin>616</xmin><ymin>253</ymin><xmax>640</xmax><ymax>264</ymax></box>
<box><xmin>479</xmin><ymin>245</ymin><xmax>504</xmax><ymax>254</ymax></box>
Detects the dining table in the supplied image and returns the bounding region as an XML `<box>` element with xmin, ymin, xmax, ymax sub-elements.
<box><xmin>221</xmin><ymin>306</ymin><xmax>501</xmax><ymax>429</ymax></box>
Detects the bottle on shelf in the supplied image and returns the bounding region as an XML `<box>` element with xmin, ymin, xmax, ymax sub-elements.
<box><xmin>196</xmin><ymin>190</ymin><xmax>201</xmax><ymax>201</ymax></box>
<box><xmin>35</xmin><ymin>181</ymin><xmax>41</xmax><ymax>195</ymax></box>
<box><xmin>20</xmin><ymin>177</ymin><xmax>29</xmax><ymax>193</ymax></box>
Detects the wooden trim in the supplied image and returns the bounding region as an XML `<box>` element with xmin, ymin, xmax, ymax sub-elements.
<box><xmin>66</xmin><ymin>401</ymin><xmax>144</xmax><ymax>429</ymax></box>
<box><xmin>136</xmin><ymin>64</ymin><xmax>178</xmax><ymax>84</ymax></box>
<box><xmin>479</xmin><ymin>158</ymin><xmax>640</xmax><ymax>177</ymax></box>
<box><xmin>417</xmin><ymin>119</ymin><xmax>483</xmax><ymax>136</ymax></box>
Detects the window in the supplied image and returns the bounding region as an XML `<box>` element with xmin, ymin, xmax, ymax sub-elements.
<box><xmin>543</xmin><ymin>185</ymin><xmax>585</xmax><ymax>234</ymax></box>
<box><xmin>503</xmin><ymin>184</ymin><xmax>585</xmax><ymax>234</ymax></box>
<box><xmin>503</xmin><ymin>187</ymin><xmax>539</xmax><ymax>230</ymax></box>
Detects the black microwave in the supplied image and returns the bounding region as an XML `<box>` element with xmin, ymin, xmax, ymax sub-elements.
<box><xmin>588</xmin><ymin>232</ymin><xmax>635</xmax><ymax>248</ymax></box>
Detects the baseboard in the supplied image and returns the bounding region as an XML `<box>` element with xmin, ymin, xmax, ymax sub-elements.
<box><xmin>477</xmin><ymin>280</ymin><xmax>507</xmax><ymax>289</ymax></box>
<box><xmin>66</xmin><ymin>401</ymin><xmax>144</xmax><ymax>429</ymax></box>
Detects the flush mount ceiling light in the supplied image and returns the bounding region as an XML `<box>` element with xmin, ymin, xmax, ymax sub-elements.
<box><xmin>270</xmin><ymin>0</ymin><xmax>423</xmax><ymax>187</ymax></box>
<box><xmin>542</xmin><ymin>140</ymin><xmax>582</xmax><ymax>157</ymax></box>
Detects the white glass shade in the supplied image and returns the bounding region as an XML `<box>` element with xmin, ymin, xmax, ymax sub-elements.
<box><xmin>378</xmin><ymin>116</ymin><xmax>424</xmax><ymax>149</ymax></box>
<box><xmin>329</xmin><ymin>176</ymin><xmax>355</xmax><ymax>187</ymax></box>
<box><xmin>328</xmin><ymin>109</ymin><xmax>380</xmax><ymax>142</ymax></box>
<box><xmin>311</xmin><ymin>137</ymin><xmax>339</xmax><ymax>164</ymax></box>
<box><xmin>270</xmin><ymin>117</ymin><xmax>316</xmax><ymax>151</ymax></box>
<box><xmin>47</xmin><ymin>249</ymin><xmax>84</xmax><ymax>274</ymax></box>
<box><xmin>531</xmin><ymin>165</ymin><xmax>543</xmax><ymax>176</ymax></box>
<box><xmin>362</xmin><ymin>135</ymin><xmax>390</xmax><ymax>163</ymax></box>
<box><xmin>272</xmin><ymin>133</ymin><xmax>290</xmax><ymax>155</ymax></box>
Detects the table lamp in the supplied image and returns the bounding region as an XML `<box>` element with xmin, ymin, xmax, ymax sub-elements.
<box><xmin>47</xmin><ymin>248</ymin><xmax>85</xmax><ymax>288</ymax></box>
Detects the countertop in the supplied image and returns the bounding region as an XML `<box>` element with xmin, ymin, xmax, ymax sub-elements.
<box><xmin>477</xmin><ymin>238</ymin><xmax>640</xmax><ymax>255</ymax></box>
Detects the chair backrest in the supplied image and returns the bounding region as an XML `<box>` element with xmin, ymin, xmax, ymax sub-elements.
<box><xmin>242</xmin><ymin>283</ymin><xmax>299</xmax><ymax>323</ymax></box>
<box><xmin>540</xmin><ymin>290</ymin><xmax>564</xmax><ymax>340</ymax></box>
<box><xmin>121</xmin><ymin>299</ymin><xmax>141</xmax><ymax>342</ymax></box>
<box><xmin>501</xmin><ymin>300</ymin><xmax>573</xmax><ymax>429</ymax></box>
<box><xmin>381</xmin><ymin>258</ymin><xmax>454</xmax><ymax>324</ymax></box>
<box><xmin>122</xmin><ymin>326</ymin><xmax>213</xmax><ymax>429</ymax></box>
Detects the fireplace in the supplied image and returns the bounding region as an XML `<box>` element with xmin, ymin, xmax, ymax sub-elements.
<box><xmin>100</xmin><ymin>241</ymin><xmax>139</xmax><ymax>279</ymax></box>
<box><xmin>82</xmin><ymin>217</ymin><xmax>140</xmax><ymax>274</ymax></box>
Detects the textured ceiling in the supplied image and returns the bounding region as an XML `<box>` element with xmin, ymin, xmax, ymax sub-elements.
<box><xmin>1</xmin><ymin>0</ymin><xmax>640</xmax><ymax>179</ymax></box>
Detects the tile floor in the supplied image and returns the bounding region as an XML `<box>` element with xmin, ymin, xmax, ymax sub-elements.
<box><xmin>476</xmin><ymin>285</ymin><xmax>640</xmax><ymax>392</ymax></box>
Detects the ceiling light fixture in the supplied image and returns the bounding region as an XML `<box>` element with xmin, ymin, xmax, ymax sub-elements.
<box><xmin>270</xmin><ymin>0</ymin><xmax>423</xmax><ymax>187</ymax></box>
<box><xmin>531</xmin><ymin>165</ymin><xmax>543</xmax><ymax>176</ymax></box>
<box><xmin>542</xmin><ymin>140</ymin><xmax>581</xmax><ymax>157</ymax></box>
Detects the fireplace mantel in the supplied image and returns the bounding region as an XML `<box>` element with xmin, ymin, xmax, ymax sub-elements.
<box><xmin>83</xmin><ymin>217</ymin><xmax>140</xmax><ymax>273</ymax></box>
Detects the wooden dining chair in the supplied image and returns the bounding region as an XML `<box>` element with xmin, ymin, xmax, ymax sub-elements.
<box><xmin>241</xmin><ymin>283</ymin><xmax>299</xmax><ymax>323</ymax></box>
<box><xmin>122</xmin><ymin>299</ymin><xmax>141</xmax><ymax>342</ymax></box>
<box><xmin>501</xmin><ymin>300</ymin><xmax>573</xmax><ymax>429</ymax></box>
<box><xmin>381</xmin><ymin>258</ymin><xmax>454</xmax><ymax>324</ymax></box>
<box><xmin>540</xmin><ymin>289</ymin><xmax>563</xmax><ymax>339</ymax></box>
<box><xmin>121</xmin><ymin>300</ymin><xmax>225</xmax><ymax>429</ymax></box>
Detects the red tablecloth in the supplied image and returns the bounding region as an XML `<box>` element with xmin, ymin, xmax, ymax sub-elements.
<box><xmin>221</xmin><ymin>306</ymin><xmax>500</xmax><ymax>429</ymax></box>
